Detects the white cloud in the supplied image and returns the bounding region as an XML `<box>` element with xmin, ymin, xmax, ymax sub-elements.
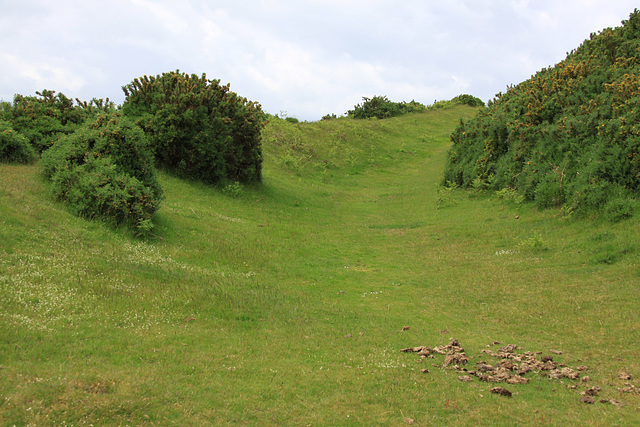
<box><xmin>129</xmin><ymin>0</ymin><xmax>191</xmax><ymax>35</ymax></box>
<box><xmin>1</xmin><ymin>54</ymin><xmax>87</xmax><ymax>95</ymax></box>
<box><xmin>0</xmin><ymin>0</ymin><xmax>638</xmax><ymax>119</ymax></box>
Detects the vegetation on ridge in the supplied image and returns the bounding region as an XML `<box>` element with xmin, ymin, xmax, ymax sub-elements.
<box><xmin>345</xmin><ymin>94</ymin><xmax>484</xmax><ymax>120</ymax></box>
<box><xmin>445</xmin><ymin>9</ymin><xmax>640</xmax><ymax>220</ymax></box>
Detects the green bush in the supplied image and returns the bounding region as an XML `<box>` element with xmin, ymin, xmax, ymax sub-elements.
<box><xmin>222</xmin><ymin>181</ymin><xmax>243</xmax><ymax>198</ymax></box>
<box><xmin>517</xmin><ymin>233</ymin><xmax>547</xmax><ymax>252</ymax></box>
<box><xmin>347</xmin><ymin>96</ymin><xmax>427</xmax><ymax>119</ymax></box>
<box><xmin>444</xmin><ymin>9</ymin><xmax>640</xmax><ymax>219</ymax></box>
<box><xmin>0</xmin><ymin>120</ymin><xmax>36</xmax><ymax>163</ymax></box>
<box><xmin>451</xmin><ymin>94</ymin><xmax>485</xmax><ymax>107</ymax></box>
<box><xmin>2</xmin><ymin>90</ymin><xmax>85</xmax><ymax>153</ymax></box>
<box><xmin>48</xmin><ymin>154</ymin><xmax>159</xmax><ymax>228</ymax></box>
<box><xmin>122</xmin><ymin>71</ymin><xmax>266</xmax><ymax>185</ymax></box>
<box><xmin>347</xmin><ymin>96</ymin><xmax>398</xmax><ymax>119</ymax></box>
<box><xmin>0</xmin><ymin>90</ymin><xmax>114</xmax><ymax>156</ymax></box>
<box><xmin>604</xmin><ymin>197</ymin><xmax>637</xmax><ymax>222</ymax></box>
<box><xmin>41</xmin><ymin>112</ymin><xmax>162</xmax><ymax>232</ymax></box>
<box><xmin>533</xmin><ymin>171</ymin><xmax>566</xmax><ymax>208</ymax></box>
<box><xmin>346</xmin><ymin>95</ymin><xmax>484</xmax><ymax>120</ymax></box>
<box><xmin>496</xmin><ymin>186</ymin><xmax>525</xmax><ymax>205</ymax></box>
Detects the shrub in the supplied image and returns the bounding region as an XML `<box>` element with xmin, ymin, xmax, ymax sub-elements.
<box><xmin>222</xmin><ymin>181</ymin><xmax>243</xmax><ymax>198</ymax></box>
<box><xmin>0</xmin><ymin>90</ymin><xmax>114</xmax><ymax>156</ymax></box>
<box><xmin>0</xmin><ymin>120</ymin><xmax>36</xmax><ymax>163</ymax></box>
<box><xmin>604</xmin><ymin>197</ymin><xmax>637</xmax><ymax>222</ymax></box>
<box><xmin>122</xmin><ymin>71</ymin><xmax>266</xmax><ymax>185</ymax></box>
<box><xmin>3</xmin><ymin>90</ymin><xmax>85</xmax><ymax>153</ymax></box>
<box><xmin>322</xmin><ymin>113</ymin><xmax>338</xmax><ymax>121</ymax></box>
<box><xmin>533</xmin><ymin>172</ymin><xmax>566</xmax><ymax>208</ymax></box>
<box><xmin>517</xmin><ymin>233</ymin><xmax>547</xmax><ymax>252</ymax></box>
<box><xmin>41</xmin><ymin>112</ymin><xmax>161</xmax><ymax>232</ymax></box>
<box><xmin>347</xmin><ymin>95</ymin><xmax>398</xmax><ymax>119</ymax></box>
<box><xmin>496</xmin><ymin>187</ymin><xmax>525</xmax><ymax>205</ymax></box>
<box><xmin>428</xmin><ymin>100</ymin><xmax>455</xmax><ymax>110</ymax></box>
<box><xmin>48</xmin><ymin>154</ymin><xmax>159</xmax><ymax>229</ymax></box>
<box><xmin>346</xmin><ymin>95</ymin><xmax>484</xmax><ymax>119</ymax></box>
<box><xmin>347</xmin><ymin>96</ymin><xmax>427</xmax><ymax>119</ymax></box>
<box><xmin>451</xmin><ymin>94</ymin><xmax>485</xmax><ymax>107</ymax></box>
<box><xmin>444</xmin><ymin>9</ymin><xmax>640</xmax><ymax>219</ymax></box>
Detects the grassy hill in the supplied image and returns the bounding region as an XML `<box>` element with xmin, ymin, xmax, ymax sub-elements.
<box><xmin>1</xmin><ymin>105</ymin><xmax>639</xmax><ymax>425</ymax></box>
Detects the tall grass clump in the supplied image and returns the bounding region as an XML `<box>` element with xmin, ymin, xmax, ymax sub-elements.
<box><xmin>444</xmin><ymin>9</ymin><xmax>640</xmax><ymax>219</ymax></box>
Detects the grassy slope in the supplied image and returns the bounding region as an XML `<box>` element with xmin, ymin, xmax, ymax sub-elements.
<box><xmin>1</xmin><ymin>105</ymin><xmax>639</xmax><ymax>425</ymax></box>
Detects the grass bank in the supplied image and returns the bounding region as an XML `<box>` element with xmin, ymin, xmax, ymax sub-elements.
<box><xmin>1</xmin><ymin>106</ymin><xmax>639</xmax><ymax>425</ymax></box>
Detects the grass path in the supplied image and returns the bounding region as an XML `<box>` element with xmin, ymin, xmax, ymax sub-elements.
<box><xmin>1</xmin><ymin>107</ymin><xmax>639</xmax><ymax>425</ymax></box>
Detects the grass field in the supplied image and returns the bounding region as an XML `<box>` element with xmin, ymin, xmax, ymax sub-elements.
<box><xmin>1</xmin><ymin>105</ymin><xmax>639</xmax><ymax>425</ymax></box>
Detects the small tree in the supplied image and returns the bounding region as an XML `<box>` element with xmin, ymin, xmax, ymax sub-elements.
<box><xmin>122</xmin><ymin>71</ymin><xmax>266</xmax><ymax>184</ymax></box>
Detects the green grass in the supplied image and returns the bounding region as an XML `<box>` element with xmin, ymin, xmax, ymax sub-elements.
<box><xmin>1</xmin><ymin>106</ymin><xmax>639</xmax><ymax>425</ymax></box>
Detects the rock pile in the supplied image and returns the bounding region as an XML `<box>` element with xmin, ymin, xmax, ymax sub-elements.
<box><xmin>401</xmin><ymin>339</ymin><xmax>637</xmax><ymax>405</ymax></box>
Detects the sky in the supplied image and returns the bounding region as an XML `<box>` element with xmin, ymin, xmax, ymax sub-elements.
<box><xmin>1</xmin><ymin>1</ymin><xmax>638</xmax><ymax>121</ymax></box>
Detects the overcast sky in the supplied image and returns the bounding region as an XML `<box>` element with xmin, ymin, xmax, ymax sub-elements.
<box><xmin>1</xmin><ymin>1</ymin><xmax>637</xmax><ymax>120</ymax></box>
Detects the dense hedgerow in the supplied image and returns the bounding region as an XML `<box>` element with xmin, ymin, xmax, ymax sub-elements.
<box><xmin>346</xmin><ymin>94</ymin><xmax>484</xmax><ymax>120</ymax></box>
<box><xmin>347</xmin><ymin>96</ymin><xmax>427</xmax><ymax>119</ymax></box>
<box><xmin>41</xmin><ymin>112</ymin><xmax>162</xmax><ymax>232</ymax></box>
<box><xmin>122</xmin><ymin>70</ymin><xmax>266</xmax><ymax>185</ymax></box>
<box><xmin>0</xmin><ymin>120</ymin><xmax>36</xmax><ymax>163</ymax></box>
<box><xmin>444</xmin><ymin>9</ymin><xmax>640</xmax><ymax>219</ymax></box>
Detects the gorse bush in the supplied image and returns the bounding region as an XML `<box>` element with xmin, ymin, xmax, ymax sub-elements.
<box><xmin>444</xmin><ymin>9</ymin><xmax>640</xmax><ymax>218</ymax></box>
<box><xmin>1</xmin><ymin>90</ymin><xmax>117</xmax><ymax>155</ymax></box>
<box><xmin>6</xmin><ymin>73</ymin><xmax>264</xmax><ymax>231</ymax></box>
<box><xmin>2</xmin><ymin>90</ymin><xmax>84</xmax><ymax>153</ymax></box>
<box><xmin>451</xmin><ymin>94</ymin><xmax>485</xmax><ymax>108</ymax></box>
<box><xmin>41</xmin><ymin>113</ymin><xmax>161</xmax><ymax>196</ymax></box>
<box><xmin>0</xmin><ymin>120</ymin><xmax>36</xmax><ymax>163</ymax></box>
<box><xmin>122</xmin><ymin>70</ymin><xmax>266</xmax><ymax>185</ymax></box>
<box><xmin>46</xmin><ymin>154</ymin><xmax>159</xmax><ymax>230</ymax></box>
<box><xmin>41</xmin><ymin>112</ymin><xmax>162</xmax><ymax>232</ymax></box>
<box><xmin>346</xmin><ymin>95</ymin><xmax>483</xmax><ymax>120</ymax></box>
<box><xmin>347</xmin><ymin>96</ymin><xmax>427</xmax><ymax>119</ymax></box>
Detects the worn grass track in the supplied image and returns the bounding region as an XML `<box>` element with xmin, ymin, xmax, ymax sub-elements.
<box><xmin>1</xmin><ymin>106</ymin><xmax>639</xmax><ymax>425</ymax></box>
